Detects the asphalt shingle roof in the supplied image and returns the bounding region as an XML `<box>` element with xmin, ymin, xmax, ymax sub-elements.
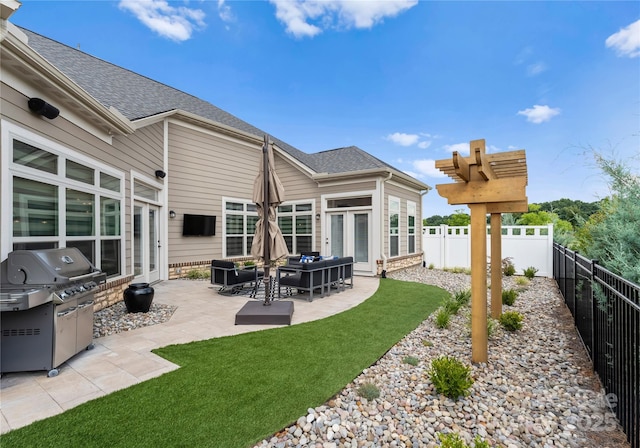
<box><xmin>19</xmin><ymin>27</ymin><xmax>402</xmax><ymax>177</ymax></box>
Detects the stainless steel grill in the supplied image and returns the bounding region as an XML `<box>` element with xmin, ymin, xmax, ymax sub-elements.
<box><xmin>1</xmin><ymin>248</ymin><xmax>105</xmax><ymax>377</ymax></box>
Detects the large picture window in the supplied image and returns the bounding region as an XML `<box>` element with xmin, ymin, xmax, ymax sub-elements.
<box><xmin>224</xmin><ymin>200</ymin><xmax>258</xmax><ymax>257</ymax></box>
<box><xmin>9</xmin><ymin>135</ymin><xmax>124</xmax><ymax>278</ymax></box>
<box><xmin>389</xmin><ymin>196</ymin><xmax>400</xmax><ymax>257</ymax></box>
<box><xmin>278</xmin><ymin>202</ymin><xmax>313</xmax><ymax>254</ymax></box>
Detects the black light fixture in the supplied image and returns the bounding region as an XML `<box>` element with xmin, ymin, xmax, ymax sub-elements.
<box><xmin>155</xmin><ymin>170</ymin><xmax>166</xmax><ymax>179</ymax></box>
<box><xmin>169</xmin><ymin>210</ymin><xmax>176</xmax><ymax>219</ymax></box>
<box><xmin>28</xmin><ymin>98</ymin><xmax>59</xmax><ymax>120</ymax></box>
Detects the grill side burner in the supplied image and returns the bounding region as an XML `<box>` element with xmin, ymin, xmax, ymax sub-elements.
<box><xmin>0</xmin><ymin>248</ymin><xmax>105</xmax><ymax>377</ymax></box>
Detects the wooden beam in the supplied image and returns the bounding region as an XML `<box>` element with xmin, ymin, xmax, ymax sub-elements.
<box><xmin>472</xmin><ymin>139</ymin><xmax>497</xmax><ymax>181</ymax></box>
<box><xmin>436</xmin><ymin>177</ymin><xmax>527</xmax><ymax>205</ymax></box>
<box><xmin>453</xmin><ymin>151</ymin><xmax>470</xmax><ymax>182</ymax></box>
<box><xmin>485</xmin><ymin>200</ymin><xmax>529</xmax><ymax>214</ymax></box>
<box><xmin>470</xmin><ymin>203</ymin><xmax>488</xmax><ymax>363</ymax></box>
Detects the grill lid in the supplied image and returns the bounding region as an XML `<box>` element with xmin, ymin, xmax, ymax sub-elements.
<box><xmin>3</xmin><ymin>248</ymin><xmax>98</xmax><ymax>285</ymax></box>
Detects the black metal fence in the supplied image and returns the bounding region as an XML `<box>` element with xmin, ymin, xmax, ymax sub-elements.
<box><xmin>553</xmin><ymin>242</ymin><xmax>639</xmax><ymax>448</ymax></box>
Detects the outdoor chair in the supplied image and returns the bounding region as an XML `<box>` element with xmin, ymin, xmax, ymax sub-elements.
<box><xmin>210</xmin><ymin>260</ymin><xmax>264</xmax><ymax>296</ymax></box>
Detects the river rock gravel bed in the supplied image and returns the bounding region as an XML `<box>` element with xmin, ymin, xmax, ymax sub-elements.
<box><xmin>93</xmin><ymin>302</ymin><xmax>177</xmax><ymax>338</ymax></box>
<box><xmin>253</xmin><ymin>267</ymin><xmax>629</xmax><ymax>448</ymax></box>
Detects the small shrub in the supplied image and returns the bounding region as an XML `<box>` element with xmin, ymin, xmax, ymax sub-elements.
<box><xmin>502</xmin><ymin>289</ymin><xmax>518</xmax><ymax>306</ymax></box>
<box><xmin>357</xmin><ymin>382</ymin><xmax>380</xmax><ymax>400</ymax></box>
<box><xmin>428</xmin><ymin>263</ymin><xmax>435</xmax><ymax>269</ymax></box>
<box><xmin>422</xmin><ymin>339</ymin><xmax>433</xmax><ymax>347</ymax></box>
<box><xmin>428</xmin><ymin>355</ymin><xmax>474</xmax><ymax>399</ymax></box>
<box><xmin>402</xmin><ymin>356</ymin><xmax>420</xmax><ymax>366</ymax></box>
<box><xmin>472</xmin><ymin>436</ymin><xmax>491</xmax><ymax>448</ymax></box>
<box><xmin>443</xmin><ymin>297</ymin><xmax>462</xmax><ymax>315</ymax></box>
<box><xmin>487</xmin><ymin>317</ymin><xmax>497</xmax><ymax>337</ymax></box>
<box><xmin>515</xmin><ymin>276</ymin><xmax>530</xmax><ymax>287</ymax></box>
<box><xmin>465</xmin><ymin>313</ymin><xmax>498</xmax><ymax>337</ymax></box>
<box><xmin>187</xmin><ymin>269</ymin><xmax>210</xmax><ymax>279</ymax></box>
<box><xmin>437</xmin><ymin>433</ymin><xmax>490</xmax><ymax>448</ymax></box>
<box><xmin>444</xmin><ymin>266</ymin><xmax>471</xmax><ymax>274</ymax></box>
<box><xmin>438</xmin><ymin>433</ymin><xmax>467</xmax><ymax>448</ymax></box>
<box><xmin>244</xmin><ymin>260</ymin><xmax>256</xmax><ymax>267</ymax></box>
<box><xmin>500</xmin><ymin>311</ymin><xmax>524</xmax><ymax>331</ymax></box>
<box><xmin>523</xmin><ymin>266</ymin><xmax>538</xmax><ymax>279</ymax></box>
<box><xmin>453</xmin><ymin>289</ymin><xmax>471</xmax><ymax>307</ymax></box>
<box><xmin>435</xmin><ymin>308</ymin><xmax>451</xmax><ymax>329</ymax></box>
<box><xmin>502</xmin><ymin>257</ymin><xmax>516</xmax><ymax>276</ymax></box>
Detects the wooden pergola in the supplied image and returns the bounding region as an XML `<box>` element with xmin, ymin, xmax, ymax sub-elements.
<box><xmin>435</xmin><ymin>139</ymin><xmax>528</xmax><ymax>363</ymax></box>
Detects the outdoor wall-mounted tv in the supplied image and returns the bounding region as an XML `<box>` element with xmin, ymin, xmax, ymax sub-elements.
<box><xmin>182</xmin><ymin>214</ymin><xmax>216</xmax><ymax>236</ymax></box>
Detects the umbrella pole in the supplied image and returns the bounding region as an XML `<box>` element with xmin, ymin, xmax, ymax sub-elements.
<box><xmin>263</xmin><ymin>137</ymin><xmax>271</xmax><ymax>305</ymax></box>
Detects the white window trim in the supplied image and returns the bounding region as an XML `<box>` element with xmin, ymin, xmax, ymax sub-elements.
<box><xmin>389</xmin><ymin>195</ymin><xmax>400</xmax><ymax>258</ymax></box>
<box><xmin>407</xmin><ymin>200</ymin><xmax>416</xmax><ymax>254</ymax></box>
<box><xmin>222</xmin><ymin>197</ymin><xmax>258</xmax><ymax>258</ymax></box>
<box><xmin>2</xmin><ymin>120</ymin><xmax>125</xmax><ymax>277</ymax></box>
<box><xmin>277</xmin><ymin>200</ymin><xmax>315</xmax><ymax>254</ymax></box>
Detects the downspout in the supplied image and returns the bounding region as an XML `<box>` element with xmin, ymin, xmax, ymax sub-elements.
<box><xmin>380</xmin><ymin>172</ymin><xmax>393</xmax><ymax>278</ymax></box>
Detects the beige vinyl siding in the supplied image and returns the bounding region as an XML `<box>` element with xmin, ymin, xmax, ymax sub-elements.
<box><xmin>167</xmin><ymin>122</ymin><xmax>261</xmax><ymax>263</ymax></box>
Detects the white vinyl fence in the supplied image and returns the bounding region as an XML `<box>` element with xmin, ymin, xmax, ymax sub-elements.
<box><xmin>422</xmin><ymin>225</ymin><xmax>554</xmax><ymax>277</ymax></box>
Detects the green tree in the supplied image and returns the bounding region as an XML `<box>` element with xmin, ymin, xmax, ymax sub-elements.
<box><xmin>423</xmin><ymin>215</ymin><xmax>447</xmax><ymax>226</ymax></box>
<box><xmin>447</xmin><ymin>209</ymin><xmax>470</xmax><ymax>226</ymax></box>
<box><xmin>516</xmin><ymin>204</ymin><xmax>573</xmax><ymax>232</ymax></box>
<box><xmin>577</xmin><ymin>153</ymin><xmax>640</xmax><ymax>283</ymax></box>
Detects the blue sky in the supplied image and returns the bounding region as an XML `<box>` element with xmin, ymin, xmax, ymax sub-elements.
<box><xmin>11</xmin><ymin>1</ymin><xmax>640</xmax><ymax>217</ymax></box>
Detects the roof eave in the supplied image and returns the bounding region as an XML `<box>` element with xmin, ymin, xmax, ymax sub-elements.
<box><xmin>313</xmin><ymin>168</ymin><xmax>430</xmax><ymax>190</ymax></box>
<box><xmin>1</xmin><ymin>23</ymin><xmax>134</xmax><ymax>135</ymax></box>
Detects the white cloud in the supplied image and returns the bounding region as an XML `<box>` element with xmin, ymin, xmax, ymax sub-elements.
<box><xmin>443</xmin><ymin>143</ymin><xmax>469</xmax><ymax>155</ymax></box>
<box><xmin>606</xmin><ymin>19</ymin><xmax>640</xmax><ymax>58</ymax></box>
<box><xmin>517</xmin><ymin>104</ymin><xmax>561</xmax><ymax>124</ymax></box>
<box><xmin>527</xmin><ymin>61</ymin><xmax>547</xmax><ymax>76</ymax></box>
<box><xmin>386</xmin><ymin>132</ymin><xmax>419</xmax><ymax>146</ymax></box>
<box><xmin>119</xmin><ymin>0</ymin><xmax>206</xmax><ymax>41</ymax></box>
<box><xmin>218</xmin><ymin>0</ymin><xmax>234</xmax><ymax>23</ymax></box>
<box><xmin>417</xmin><ymin>140</ymin><xmax>431</xmax><ymax>149</ymax></box>
<box><xmin>268</xmin><ymin>0</ymin><xmax>418</xmax><ymax>38</ymax></box>
<box><xmin>412</xmin><ymin>159</ymin><xmax>446</xmax><ymax>178</ymax></box>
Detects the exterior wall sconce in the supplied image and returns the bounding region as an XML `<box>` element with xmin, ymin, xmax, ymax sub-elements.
<box><xmin>169</xmin><ymin>210</ymin><xmax>176</xmax><ymax>219</ymax></box>
<box><xmin>28</xmin><ymin>98</ymin><xmax>59</xmax><ymax>119</ymax></box>
<box><xmin>155</xmin><ymin>170</ymin><xmax>166</xmax><ymax>179</ymax></box>
<box><xmin>315</xmin><ymin>213</ymin><xmax>321</xmax><ymax>220</ymax></box>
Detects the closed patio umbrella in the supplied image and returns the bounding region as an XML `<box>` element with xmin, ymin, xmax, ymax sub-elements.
<box><xmin>250</xmin><ymin>134</ymin><xmax>289</xmax><ymax>304</ymax></box>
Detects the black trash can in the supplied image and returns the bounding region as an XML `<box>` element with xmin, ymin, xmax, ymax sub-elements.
<box><xmin>123</xmin><ymin>283</ymin><xmax>154</xmax><ymax>313</ymax></box>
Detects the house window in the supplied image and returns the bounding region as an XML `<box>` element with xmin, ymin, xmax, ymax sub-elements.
<box><xmin>278</xmin><ymin>202</ymin><xmax>313</xmax><ymax>254</ymax></box>
<box><xmin>224</xmin><ymin>200</ymin><xmax>258</xmax><ymax>257</ymax></box>
<box><xmin>407</xmin><ymin>201</ymin><xmax>416</xmax><ymax>254</ymax></box>
<box><xmin>9</xmin><ymin>137</ymin><xmax>124</xmax><ymax>278</ymax></box>
<box><xmin>389</xmin><ymin>196</ymin><xmax>400</xmax><ymax>257</ymax></box>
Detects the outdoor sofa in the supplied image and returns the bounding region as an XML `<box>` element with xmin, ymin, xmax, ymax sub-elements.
<box><xmin>277</xmin><ymin>256</ymin><xmax>353</xmax><ymax>301</ymax></box>
<box><xmin>210</xmin><ymin>260</ymin><xmax>264</xmax><ymax>296</ymax></box>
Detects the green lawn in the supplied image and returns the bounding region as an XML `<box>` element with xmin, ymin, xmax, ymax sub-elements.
<box><xmin>1</xmin><ymin>278</ymin><xmax>447</xmax><ymax>448</ymax></box>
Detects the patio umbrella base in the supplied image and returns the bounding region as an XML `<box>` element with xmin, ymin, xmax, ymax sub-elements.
<box><xmin>235</xmin><ymin>300</ymin><xmax>294</xmax><ymax>325</ymax></box>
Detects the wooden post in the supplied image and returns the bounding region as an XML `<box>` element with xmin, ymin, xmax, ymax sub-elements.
<box><xmin>469</xmin><ymin>203</ymin><xmax>488</xmax><ymax>363</ymax></box>
<box><xmin>490</xmin><ymin>213</ymin><xmax>502</xmax><ymax>319</ymax></box>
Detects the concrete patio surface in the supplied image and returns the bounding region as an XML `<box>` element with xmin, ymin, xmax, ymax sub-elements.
<box><xmin>0</xmin><ymin>276</ymin><xmax>379</xmax><ymax>434</ymax></box>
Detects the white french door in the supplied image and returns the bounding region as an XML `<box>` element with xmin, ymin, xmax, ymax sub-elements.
<box><xmin>133</xmin><ymin>202</ymin><xmax>160</xmax><ymax>283</ymax></box>
<box><xmin>326</xmin><ymin>211</ymin><xmax>372</xmax><ymax>273</ymax></box>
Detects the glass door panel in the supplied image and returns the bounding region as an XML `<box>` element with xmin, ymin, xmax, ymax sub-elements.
<box><xmin>134</xmin><ymin>205</ymin><xmax>142</xmax><ymax>276</ymax></box>
<box><xmin>330</xmin><ymin>214</ymin><xmax>344</xmax><ymax>257</ymax></box>
<box><xmin>148</xmin><ymin>206</ymin><xmax>160</xmax><ymax>283</ymax></box>
<box><xmin>353</xmin><ymin>213</ymin><xmax>369</xmax><ymax>264</ymax></box>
